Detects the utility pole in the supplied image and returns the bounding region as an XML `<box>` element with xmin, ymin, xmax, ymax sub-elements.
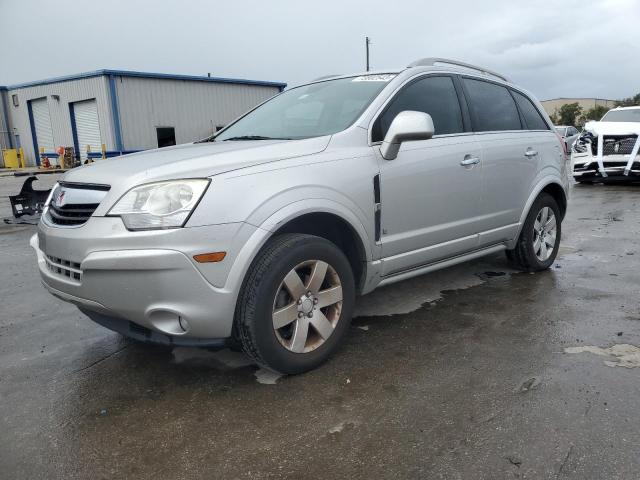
<box><xmin>365</xmin><ymin>36</ymin><xmax>371</xmax><ymax>71</ymax></box>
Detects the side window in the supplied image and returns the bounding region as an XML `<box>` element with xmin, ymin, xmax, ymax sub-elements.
<box><xmin>512</xmin><ymin>90</ymin><xmax>549</xmax><ymax>131</ymax></box>
<box><xmin>372</xmin><ymin>76</ymin><xmax>464</xmax><ymax>142</ymax></box>
<box><xmin>569</xmin><ymin>127</ymin><xmax>579</xmax><ymax>136</ymax></box>
<box><xmin>462</xmin><ymin>78</ymin><xmax>521</xmax><ymax>132</ymax></box>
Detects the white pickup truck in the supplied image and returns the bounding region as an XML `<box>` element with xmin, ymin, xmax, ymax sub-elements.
<box><xmin>572</xmin><ymin>106</ymin><xmax>640</xmax><ymax>182</ymax></box>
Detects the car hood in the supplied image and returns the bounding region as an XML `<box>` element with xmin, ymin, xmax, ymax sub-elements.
<box><xmin>583</xmin><ymin>121</ymin><xmax>640</xmax><ymax>136</ymax></box>
<box><xmin>61</xmin><ymin>136</ymin><xmax>331</xmax><ymax>187</ymax></box>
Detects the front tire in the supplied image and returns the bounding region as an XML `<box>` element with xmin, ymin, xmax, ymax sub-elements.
<box><xmin>506</xmin><ymin>193</ymin><xmax>561</xmax><ymax>272</ymax></box>
<box><xmin>235</xmin><ymin>234</ymin><xmax>355</xmax><ymax>374</ymax></box>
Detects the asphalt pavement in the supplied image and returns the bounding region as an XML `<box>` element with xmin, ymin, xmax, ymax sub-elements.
<box><xmin>1</xmin><ymin>175</ymin><xmax>639</xmax><ymax>479</ymax></box>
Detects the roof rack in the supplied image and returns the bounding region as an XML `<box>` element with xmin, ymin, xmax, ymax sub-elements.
<box><xmin>407</xmin><ymin>58</ymin><xmax>509</xmax><ymax>83</ymax></box>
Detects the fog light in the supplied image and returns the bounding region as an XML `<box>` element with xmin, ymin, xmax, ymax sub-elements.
<box><xmin>148</xmin><ymin>310</ymin><xmax>189</xmax><ymax>335</ymax></box>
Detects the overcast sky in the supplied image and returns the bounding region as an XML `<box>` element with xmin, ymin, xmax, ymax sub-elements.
<box><xmin>1</xmin><ymin>0</ymin><xmax>639</xmax><ymax>100</ymax></box>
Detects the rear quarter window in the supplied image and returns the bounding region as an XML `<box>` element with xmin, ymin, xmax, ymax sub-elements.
<box><xmin>462</xmin><ymin>78</ymin><xmax>522</xmax><ymax>132</ymax></box>
<box><xmin>512</xmin><ymin>91</ymin><xmax>549</xmax><ymax>131</ymax></box>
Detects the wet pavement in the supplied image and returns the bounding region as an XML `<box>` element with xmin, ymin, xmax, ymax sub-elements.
<box><xmin>1</xmin><ymin>177</ymin><xmax>639</xmax><ymax>479</ymax></box>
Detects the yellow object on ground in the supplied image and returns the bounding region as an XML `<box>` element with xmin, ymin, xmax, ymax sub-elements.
<box><xmin>3</xmin><ymin>149</ymin><xmax>20</xmax><ymax>169</ymax></box>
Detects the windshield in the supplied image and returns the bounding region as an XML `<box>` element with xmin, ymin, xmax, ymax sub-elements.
<box><xmin>213</xmin><ymin>74</ymin><xmax>396</xmax><ymax>141</ymax></box>
<box><xmin>601</xmin><ymin>109</ymin><xmax>640</xmax><ymax>122</ymax></box>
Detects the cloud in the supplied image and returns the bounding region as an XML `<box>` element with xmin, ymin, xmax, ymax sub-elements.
<box><xmin>1</xmin><ymin>0</ymin><xmax>638</xmax><ymax>100</ymax></box>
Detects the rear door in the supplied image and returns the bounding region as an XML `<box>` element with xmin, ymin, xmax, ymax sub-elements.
<box><xmin>374</xmin><ymin>75</ymin><xmax>484</xmax><ymax>276</ymax></box>
<box><xmin>460</xmin><ymin>77</ymin><xmax>548</xmax><ymax>246</ymax></box>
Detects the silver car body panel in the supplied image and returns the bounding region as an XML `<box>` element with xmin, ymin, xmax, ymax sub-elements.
<box><xmin>33</xmin><ymin>64</ymin><xmax>569</xmax><ymax>342</ymax></box>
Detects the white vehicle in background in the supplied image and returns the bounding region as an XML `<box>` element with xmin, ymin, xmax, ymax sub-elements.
<box><xmin>555</xmin><ymin>125</ymin><xmax>580</xmax><ymax>152</ymax></box>
<box><xmin>572</xmin><ymin>106</ymin><xmax>640</xmax><ymax>183</ymax></box>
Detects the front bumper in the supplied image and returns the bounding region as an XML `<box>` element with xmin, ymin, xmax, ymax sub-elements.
<box><xmin>572</xmin><ymin>155</ymin><xmax>640</xmax><ymax>181</ymax></box>
<box><xmin>32</xmin><ymin>217</ymin><xmax>261</xmax><ymax>341</ymax></box>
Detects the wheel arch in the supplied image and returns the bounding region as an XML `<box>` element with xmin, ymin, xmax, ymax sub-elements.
<box><xmin>271</xmin><ymin>211</ymin><xmax>369</xmax><ymax>293</ymax></box>
<box><xmin>255</xmin><ymin>198</ymin><xmax>374</xmax><ymax>292</ymax></box>
<box><xmin>540</xmin><ymin>182</ymin><xmax>567</xmax><ymax>220</ymax></box>
<box><xmin>509</xmin><ymin>177</ymin><xmax>568</xmax><ymax>249</ymax></box>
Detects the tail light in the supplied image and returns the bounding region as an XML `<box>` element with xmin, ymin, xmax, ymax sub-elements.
<box><xmin>554</xmin><ymin>130</ymin><xmax>568</xmax><ymax>157</ymax></box>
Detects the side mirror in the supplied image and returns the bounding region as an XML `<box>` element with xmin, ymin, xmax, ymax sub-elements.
<box><xmin>380</xmin><ymin>111</ymin><xmax>435</xmax><ymax>160</ymax></box>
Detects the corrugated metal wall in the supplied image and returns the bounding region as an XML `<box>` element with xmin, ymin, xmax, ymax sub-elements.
<box><xmin>3</xmin><ymin>73</ymin><xmax>281</xmax><ymax>166</ymax></box>
<box><xmin>115</xmin><ymin>76</ymin><xmax>280</xmax><ymax>150</ymax></box>
<box><xmin>0</xmin><ymin>89</ymin><xmax>11</xmax><ymax>152</ymax></box>
<box><xmin>72</xmin><ymin>99</ymin><xmax>103</xmax><ymax>160</ymax></box>
<box><xmin>6</xmin><ymin>77</ymin><xmax>114</xmax><ymax>165</ymax></box>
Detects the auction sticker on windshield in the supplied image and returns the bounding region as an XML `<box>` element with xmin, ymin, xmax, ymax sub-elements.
<box><xmin>352</xmin><ymin>74</ymin><xmax>396</xmax><ymax>82</ymax></box>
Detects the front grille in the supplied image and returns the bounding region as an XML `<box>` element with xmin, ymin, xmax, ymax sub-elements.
<box><xmin>591</xmin><ymin>135</ymin><xmax>639</xmax><ymax>156</ymax></box>
<box><xmin>45</xmin><ymin>255</ymin><xmax>82</xmax><ymax>281</ymax></box>
<box><xmin>48</xmin><ymin>203</ymin><xmax>100</xmax><ymax>226</ymax></box>
<box><xmin>46</xmin><ymin>182</ymin><xmax>110</xmax><ymax>227</ymax></box>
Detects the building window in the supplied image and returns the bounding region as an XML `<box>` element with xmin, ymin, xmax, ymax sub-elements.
<box><xmin>215</xmin><ymin>125</ymin><xmax>225</xmax><ymax>132</ymax></box>
<box><xmin>12</xmin><ymin>94</ymin><xmax>19</xmax><ymax>107</ymax></box>
<box><xmin>156</xmin><ymin>127</ymin><xmax>176</xmax><ymax>148</ymax></box>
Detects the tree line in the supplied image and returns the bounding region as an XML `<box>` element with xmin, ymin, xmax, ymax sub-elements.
<box><xmin>549</xmin><ymin>92</ymin><xmax>640</xmax><ymax>127</ymax></box>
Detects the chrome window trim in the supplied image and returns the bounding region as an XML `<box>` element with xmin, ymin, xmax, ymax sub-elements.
<box><xmin>366</xmin><ymin>72</ymin><xmax>469</xmax><ymax>146</ymax></box>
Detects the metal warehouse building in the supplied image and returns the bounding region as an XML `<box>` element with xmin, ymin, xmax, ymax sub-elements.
<box><xmin>0</xmin><ymin>70</ymin><xmax>286</xmax><ymax>166</ymax></box>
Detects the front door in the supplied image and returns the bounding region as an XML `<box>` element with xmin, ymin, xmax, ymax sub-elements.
<box><xmin>371</xmin><ymin>75</ymin><xmax>483</xmax><ymax>277</ymax></box>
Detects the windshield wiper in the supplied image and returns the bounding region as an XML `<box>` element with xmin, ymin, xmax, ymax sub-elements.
<box><xmin>222</xmin><ymin>135</ymin><xmax>292</xmax><ymax>141</ymax></box>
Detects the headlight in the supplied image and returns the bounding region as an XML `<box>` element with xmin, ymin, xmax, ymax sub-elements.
<box><xmin>108</xmin><ymin>179</ymin><xmax>210</xmax><ymax>230</ymax></box>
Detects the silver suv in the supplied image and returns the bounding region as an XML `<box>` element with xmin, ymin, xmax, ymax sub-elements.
<box><xmin>32</xmin><ymin>58</ymin><xmax>569</xmax><ymax>374</ymax></box>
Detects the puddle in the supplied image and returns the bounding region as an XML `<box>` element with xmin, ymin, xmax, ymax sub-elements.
<box><xmin>172</xmin><ymin>347</ymin><xmax>253</xmax><ymax>369</ymax></box>
<box><xmin>354</xmin><ymin>263</ymin><xmax>512</xmax><ymax>317</ymax></box>
<box><xmin>565</xmin><ymin>344</ymin><xmax>640</xmax><ymax>369</ymax></box>
<box><xmin>173</xmin><ymin>348</ymin><xmax>284</xmax><ymax>384</ymax></box>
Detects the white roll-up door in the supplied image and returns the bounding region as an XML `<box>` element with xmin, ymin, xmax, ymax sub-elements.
<box><xmin>73</xmin><ymin>99</ymin><xmax>102</xmax><ymax>160</ymax></box>
<box><xmin>31</xmin><ymin>98</ymin><xmax>55</xmax><ymax>153</ymax></box>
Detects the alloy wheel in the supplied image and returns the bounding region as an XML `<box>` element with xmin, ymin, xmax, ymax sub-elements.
<box><xmin>533</xmin><ymin>206</ymin><xmax>557</xmax><ymax>261</ymax></box>
<box><xmin>272</xmin><ymin>260</ymin><xmax>343</xmax><ymax>353</ymax></box>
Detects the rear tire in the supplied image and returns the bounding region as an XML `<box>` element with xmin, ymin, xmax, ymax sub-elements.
<box><xmin>235</xmin><ymin>234</ymin><xmax>355</xmax><ymax>374</ymax></box>
<box><xmin>506</xmin><ymin>193</ymin><xmax>561</xmax><ymax>272</ymax></box>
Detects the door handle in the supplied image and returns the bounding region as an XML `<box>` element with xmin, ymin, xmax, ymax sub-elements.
<box><xmin>524</xmin><ymin>148</ymin><xmax>538</xmax><ymax>158</ymax></box>
<box><xmin>460</xmin><ymin>155</ymin><xmax>480</xmax><ymax>167</ymax></box>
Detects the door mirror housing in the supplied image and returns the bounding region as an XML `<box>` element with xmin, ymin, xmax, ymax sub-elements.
<box><xmin>380</xmin><ymin>111</ymin><xmax>435</xmax><ymax>160</ymax></box>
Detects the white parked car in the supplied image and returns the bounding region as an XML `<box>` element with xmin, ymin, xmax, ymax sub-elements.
<box><xmin>572</xmin><ymin>106</ymin><xmax>640</xmax><ymax>182</ymax></box>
